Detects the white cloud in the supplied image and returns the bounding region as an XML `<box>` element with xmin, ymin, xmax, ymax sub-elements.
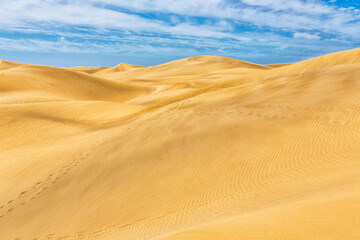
<box><xmin>294</xmin><ymin>32</ymin><xmax>321</xmax><ymax>40</ymax></box>
<box><xmin>91</xmin><ymin>0</ymin><xmax>236</xmax><ymax>18</ymax></box>
<box><xmin>0</xmin><ymin>36</ymin><xmax>86</xmax><ymax>53</ymax></box>
<box><xmin>0</xmin><ymin>36</ymin><xmax>200</xmax><ymax>55</ymax></box>
<box><xmin>0</xmin><ymin>0</ymin><xmax>247</xmax><ymax>41</ymax></box>
<box><xmin>0</xmin><ymin>0</ymin><xmax>358</xmax><ymax>60</ymax></box>
<box><xmin>0</xmin><ymin>0</ymin><xmax>163</xmax><ymax>30</ymax></box>
<box><xmin>87</xmin><ymin>0</ymin><xmax>360</xmax><ymax>38</ymax></box>
<box><xmin>241</xmin><ymin>0</ymin><xmax>333</xmax><ymax>14</ymax></box>
<box><xmin>0</xmin><ymin>0</ymin><xmax>359</xmax><ymax>39</ymax></box>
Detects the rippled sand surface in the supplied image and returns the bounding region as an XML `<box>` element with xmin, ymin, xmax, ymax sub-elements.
<box><xmin>0</xmin><ymin>49</ymin><xmax>360</xmax><ymax>239</ymax></box>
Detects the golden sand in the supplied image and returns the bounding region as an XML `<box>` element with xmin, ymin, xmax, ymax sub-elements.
<box><xmin>0</xmin><ymin>49</ymin><xmax>360</xmax><ymax>239</ymax></box>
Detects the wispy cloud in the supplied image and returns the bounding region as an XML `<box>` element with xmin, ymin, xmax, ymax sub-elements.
<box><xmin>1</xmin><ymin>0</ymin><xmax>359</xmax><ymax>36</ymax></box>
<box><xmin>241</xmin><ymin>0</ymin><xmax>334</xmax><ymax>14</ymax></box>
<box><xmin>293</xmin><ymin>32</ymin><xmax>321</xmax><ymax>40</ymax></box>
<box><xmin>0</xmin><ymin>0</ymin><xmax>358</xmax><ymax>65</ymax></box>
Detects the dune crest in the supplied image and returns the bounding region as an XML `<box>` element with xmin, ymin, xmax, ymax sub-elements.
<box><xmin>0</xmin><ymin>49</ymin><xmax>359</xmax><ymax>240</ymax></box>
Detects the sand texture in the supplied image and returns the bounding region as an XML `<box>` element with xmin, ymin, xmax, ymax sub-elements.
<box><xmin>0</xmin><ymin>49</ymin><xmax>360</xmax><ymax>239</ymax></box>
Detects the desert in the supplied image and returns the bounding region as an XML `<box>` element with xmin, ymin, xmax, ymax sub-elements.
<box><xmin>0</xmin><ymin>48</ymin><xmax>360</xmax><ymax>239</ymax></box>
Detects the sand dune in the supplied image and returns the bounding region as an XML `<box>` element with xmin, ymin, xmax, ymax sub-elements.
<box><xmin>69</xmin><ymin>66</ymin><xmax>110</xmax><ymax>75</ymax></box>
<box><xmin>0</xmin><ymin>49</ymin><xmax>360</xmax><ymax>240</ymax></box>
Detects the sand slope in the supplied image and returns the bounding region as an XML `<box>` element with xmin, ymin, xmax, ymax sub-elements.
<box><xmin>0</xmin><ymin>49</ymin><xmax>360</xmax><ymax>240</ymax></box>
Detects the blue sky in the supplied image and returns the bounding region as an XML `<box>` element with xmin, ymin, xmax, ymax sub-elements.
<box><xmin>0</xmin><ymin>0</ymin><xmax>359</xmax><ymax>67</ymax></box>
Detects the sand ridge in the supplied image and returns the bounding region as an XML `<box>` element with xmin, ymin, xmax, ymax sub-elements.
<box><xmin>0</xmin><ymin>49</ymin><xmax>360</xmax><ymax>239</ymax></box>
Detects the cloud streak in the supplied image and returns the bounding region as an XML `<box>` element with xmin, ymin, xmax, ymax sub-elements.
<box><xmin>0</xmin><ymin>0</ymin><xmax>358</xmax><ymax>66</ymax></box>
<box><xmin>1</xmin><ymin>0</ymin><xmax>359</xmax><ymax>37</ymax></box>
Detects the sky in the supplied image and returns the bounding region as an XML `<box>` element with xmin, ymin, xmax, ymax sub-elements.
<box><xmin>0</xmin><ymin>0</ymin><xmax>359</xmax><ymax>67</ymax></box>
